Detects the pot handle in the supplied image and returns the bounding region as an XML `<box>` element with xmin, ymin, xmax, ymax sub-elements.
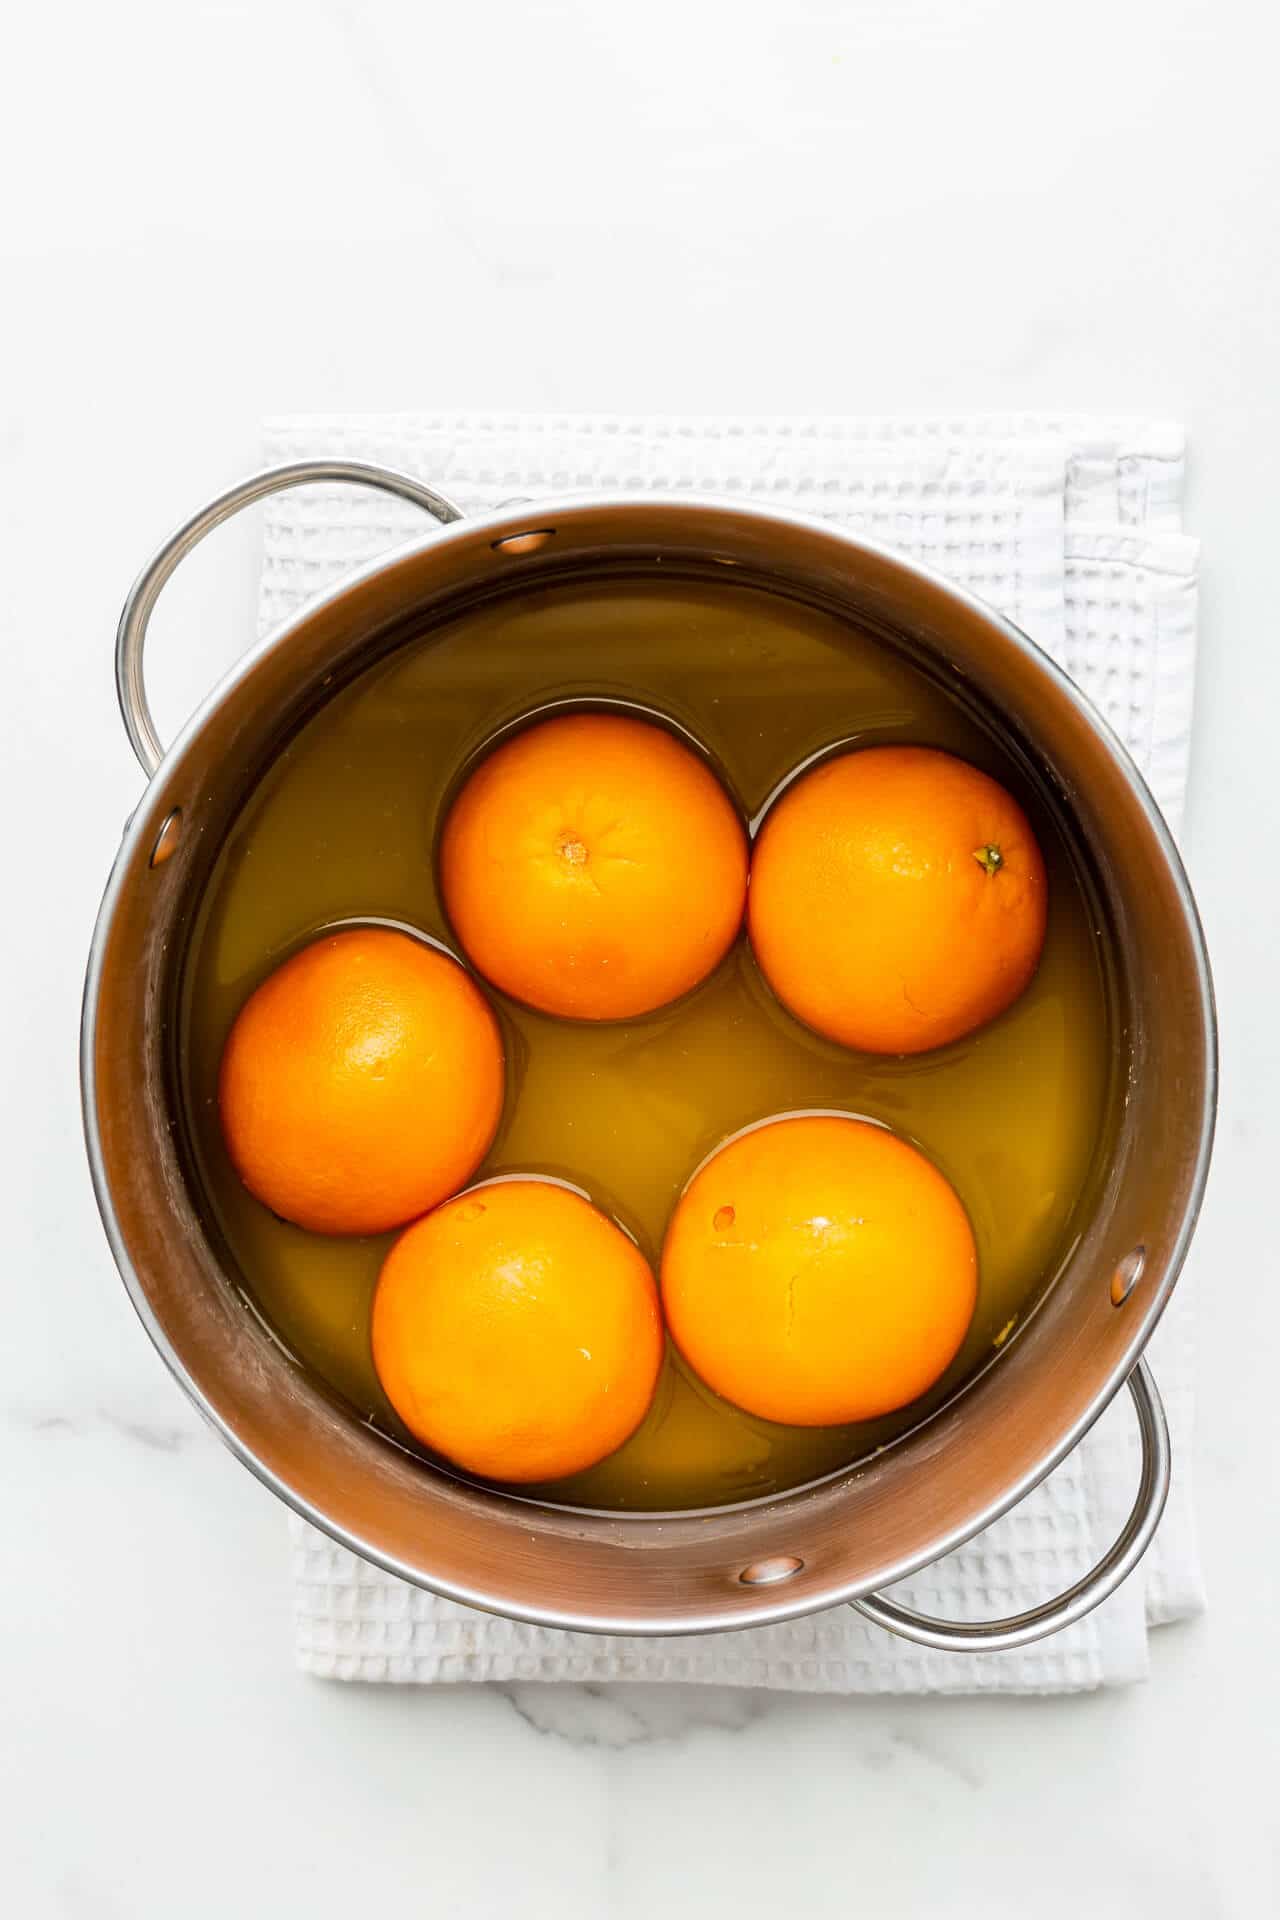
<box><xmin>849</xmin><ymin>1358</ymin><xmax>1170</xmax><ymax>1653</ymax></box>
<box><xmin>115</xmin><ymin>460</ymin><xmax>465</xmax><ymax>778</ymax></box>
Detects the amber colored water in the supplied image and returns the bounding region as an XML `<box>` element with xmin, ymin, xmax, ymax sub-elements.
<box><xmin>179</xmin><ymin>575</ymin><xmax>1116</xmax><ymax>1513</ymax></box>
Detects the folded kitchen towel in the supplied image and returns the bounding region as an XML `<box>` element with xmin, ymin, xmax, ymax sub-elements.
<box><xmin>262</xmin><ymin>412</ymin><xmax>1201</xmax><ymax>1693</ymax></box>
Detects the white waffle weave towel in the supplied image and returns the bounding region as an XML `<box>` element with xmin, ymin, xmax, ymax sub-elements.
<box><xmin>261</xmin><ymin>413</ymin><xmax>1201</xmax><ymax>1693</ymax></box>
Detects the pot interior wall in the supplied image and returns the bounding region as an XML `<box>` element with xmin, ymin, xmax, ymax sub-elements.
<box><xmin>84</xmin><ymin>501</ymin><xmax>1214</xmax><ymax>1632</ymax></box>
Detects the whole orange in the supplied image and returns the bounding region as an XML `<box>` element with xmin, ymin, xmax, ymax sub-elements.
<box><xmin>661</xmin><ymin>1114</ymin><xmax>977</xmax><ymax>1425</ymax></box>
<box><xmin>439</xmin><ymin>712</ymin><xmax>748</xmax><ymax>1020</ymax></box>
<box><xmin>748</xmin><ymin>745</ymin><xmax>1047</xmax><ymax>1053</ymax></box>
<box><xmin>218</xmin><ymin>927</ymin><xmax>503</xmax><ymax>1236</ymax></box>
<box><xmin>372</xmin><ymin>1179</ymin><xmax>664</xmax><ymax>1482</ymax></box>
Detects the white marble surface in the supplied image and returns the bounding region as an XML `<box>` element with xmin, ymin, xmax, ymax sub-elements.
<box><xmin>4</xmin><ymin>1</ymin><xmax>1278</xmax><ymax>1913</ymax></box>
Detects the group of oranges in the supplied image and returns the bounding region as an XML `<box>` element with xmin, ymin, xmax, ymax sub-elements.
<box><xmin>218</xmin><ymin>711</ymin><xmax>1048</xmax><ymax>1486</ymax></box>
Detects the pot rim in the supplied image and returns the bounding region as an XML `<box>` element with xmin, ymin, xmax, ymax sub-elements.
<box><xmin>81</xmin><ymin>491</ymin><xmax>1218</xmax><ymax>1635</ymax></box>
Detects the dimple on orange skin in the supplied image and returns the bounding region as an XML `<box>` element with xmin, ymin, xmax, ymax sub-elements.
<box><xmin>218</xmin><ymin>927</ymin><xmax>504</xmax><ymax>1237</ymax></box>
<box><xmin>661</xmin><ymin>1114</ymin><xmax>978</xmax><ymax>1426</ymax></box>
<box><xmin>747</xmin><ymin>745</ymin><xmax>1048</xmax><ymax>1055</ymax></box>
<box><xmin>439</xmin><ymin>711</ymin><xmax>749</xmax><ymax>1021</ymax></box>
<box><xmin>372</xmin><ymin>1180</ymin><xmax>664</xmax><ymax>1483</ymax></box>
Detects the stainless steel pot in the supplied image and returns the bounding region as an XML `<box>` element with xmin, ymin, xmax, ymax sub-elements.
<box><xmin>82</xmin><ymin>461</ymin><xmax>1216</xmax><ymax>1651</ymax></box>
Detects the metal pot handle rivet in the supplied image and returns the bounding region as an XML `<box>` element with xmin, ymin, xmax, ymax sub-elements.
<box><xmin>114</xmin><ymin>461</ymin><xmax>465</xmax><ymax>779</ymax></box>
<box><xmin>849</xmin><ymin>1358</ymin><xmax>1169</xmax><ymax>1653</ymax></box>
